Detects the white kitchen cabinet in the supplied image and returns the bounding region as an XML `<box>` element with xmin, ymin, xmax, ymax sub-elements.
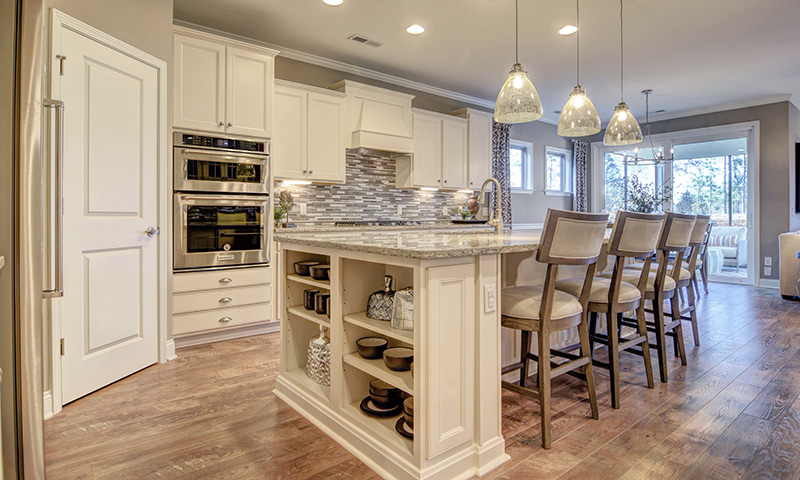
<box><xmin>452</xmin><ymin>108</ymin><xmax>494</xmax><ymax>189</ymax></box>
<box><xmin>273</xmin><ymin>80</ymin><xmax>346</xmax><ymax>183</ymax></box>
<box><xmin>173</xmin><ymin>26</ymin><xmax>277</xmax><ymax>138</ymax></box>
<box><xmin>397</xmin><ymin>109</ymin><xmax>469</xmax><ymax>190</ymax></box>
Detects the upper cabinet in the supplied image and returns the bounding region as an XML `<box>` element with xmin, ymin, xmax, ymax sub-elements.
<box><xmin>397</xmin><ymin>109</ymin><xmax>468</xmax><ymax>190</ymax></box>
<box><xmin>452</xmin><ymin>108</ymin><xmax>494</xmax><ymax>189</ymax></box>
<box><xmin>273</xmin><ymin>81</ymin><xmax>346</xmax><ymax>184</ymax></box>
<box><xmin>173</xmin><ymin>26</ymin><xmax>278</xmax><ymax>138</ymax></box>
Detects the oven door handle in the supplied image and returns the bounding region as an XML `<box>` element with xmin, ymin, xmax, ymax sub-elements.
<box><xmin>180</xmin><ymin>148</ymin><xmax>268</xmax><ymax>162</ymax></box>
<box><xmin>219</xmin><ymin>231</ymin><xmax>262</xmax><ymax>236</ymax></box>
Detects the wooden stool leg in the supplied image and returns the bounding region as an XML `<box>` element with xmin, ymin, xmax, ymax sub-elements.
<box><xmin>519</xmin><ymin>330</ymin><xmax>532</xmax><ymax>388</ymax></box>
<box><xmin>653</xmin><ymin>296</ymin><xmax>669</xmax><ymax>383</ymax></box>
<box><xmin>538</xmin><ymin>326</ymin><xmax>552</xmax><ymax>449</ymax></box>
<box><xmin>678</xmin><ymin>287</ymin><xmax>685</xmax><ymax>306</ymax></box>
<box><xmin>588</xmin><ymin>311</ymin><xmax>598</xmax><ymax>352</ymax></box>
<box><xmin>636</xmin><ymin>303</ymin><xmax>655</xmax><ymax>389</ymax></box>
<box><xmin>607</xmin><ymin>311</ymin><xmax>621</xmax><ymax>409</ymax></box>
<box><xmin>671</xmin><ymin>295</ymin><xmax>687</xmax><ymax>366</ymax></box>
<box><xmin>687</xmin><ymin>282</ymin><xmax>700</xmax><ymax>346</ymax></box>
<box><xmin>701</xmin><ymin>265</ymin><xmax>709</xmax><ymax>294</ymax></box>
<box><xmin>578</xmin><ymin>314</ymin><xmax>599</xmax><ymax>420</ymax></box>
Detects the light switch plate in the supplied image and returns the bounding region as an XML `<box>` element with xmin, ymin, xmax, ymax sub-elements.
<box><xmin>299</xmin><ymin>203</ymin><xmax>307</xmax><ymax>215</ymax></box>
<box><xmin>764</xmin><ymin>266</ymin><xmax>772</xmax><ymax>276</ymax></box>
<box><xmin>484</xmin><ymin>284</ymin><xmax>497</xmax><ymax>313</ymax></box>
<box><xmin>442</xmin><ymin>206</ymin><xmax>449</xmax><ymax>216</ymax></box>
<box><xmin>764</xmin><ymin>256</ymin><xmax>772</xmax><ymax>266</ymax></box>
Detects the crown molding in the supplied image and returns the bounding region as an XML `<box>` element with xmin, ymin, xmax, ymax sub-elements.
<box><xmin>645</xmin><ymin>94</ymin><xmax>797</xmax><ymax>123</ymax></box>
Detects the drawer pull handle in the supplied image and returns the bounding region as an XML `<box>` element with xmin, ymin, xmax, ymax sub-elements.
<box><xmin>219</xmin><ymin>316</ymin><xmax>233</xmax><ymax>323</ymax></box>
<box><xmin>219</xmin><ymin>297</ymin><xmax>232</xmax><ymax>303</ymax></box>
<box><xmin>219</xmin><ymin>277</ymin><xmax>232</xmax><ymax>284</ymax></box>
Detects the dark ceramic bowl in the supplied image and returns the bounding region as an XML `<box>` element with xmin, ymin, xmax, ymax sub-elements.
<box><xmin>369</xmin><ymin>379</ymin><xmax>400</xmax><ymax>398</ymax></box>
<box><xmin>383</xmin><ymin>347</ymin><xmax>413</xmax><ymax>371</ymax></box>
<box><xmin>303</xmin><ymin>289</ymin><xmax>320</xmax><ymax>310</ymax></box>
<box><xmin>294</xmin><ymin>261</ymin><xmax>320</xmax><ymax>276</ymax></box>
<box><xmin>356</xmin><ymin>337</ymin><xmax>389</xmax><ymax>359</ymax></box>
<box><xmin>314</xmin><ymin>293</ymin><xmax>331</xmax><ymax>315</ymax></box>
<box><xmin>309</xmin><ymin>264</ymin><xmax>331</xmax><ymax>281</ymax></box>
<box><xmin>403</xmin><ymin>410</ymin><xmax>414</xmax><ymax>429</ymax></box>
<box><xmin>403</xmin><ymin>396</ymin><xmax>414</xmax><ymax>417</ymax></box>
<box><xmin>326</xmin><ymin>296</ymin><xmax>331</xmax><ymax>319</ymax></box>
<box><xmin>369</xmin><ymin>391</ymin><xmax>400</xmax><ymax>409</ymax></box>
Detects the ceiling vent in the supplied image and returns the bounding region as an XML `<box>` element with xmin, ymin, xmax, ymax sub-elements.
<box><xmin>347</xmin><ymin>34</ymin><xmax>383</xmax><ymax>48</ymax></box>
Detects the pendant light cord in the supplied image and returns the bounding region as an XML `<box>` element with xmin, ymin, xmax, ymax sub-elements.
<box><xmin>619</xmin><ymin>0</ymin><xmax>624</xmax><ymax>102</ymax></box>
<box><xmin>576</xmin><ymin>0</ymin><xmax>580</xmax><ymax>86</ymax></box>
<box><xmin>515</xmin><ymin>0</ymin><xmax>519</xmax><ymax>64</ymax></box>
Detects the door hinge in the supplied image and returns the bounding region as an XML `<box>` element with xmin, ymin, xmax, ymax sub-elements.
<box><xmin>56</xmin><ymin>55</ymin><xmax>66</xmax><ymax>75</ymax></box>
<box><xmin>60</xmin><ymin>338</ymin><xmax>65</xmax><ymax>356</ymax></box>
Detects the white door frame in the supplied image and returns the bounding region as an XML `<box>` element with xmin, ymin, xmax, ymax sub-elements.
<box><xmin>590</xmin><ymin>121</ymin><xmax>760</xmax><ymax>287</ymax></box>
<box><xmin>46</xmin><ymin>9</ymin><xmax>171</xmax><ymax>416</ymax></box>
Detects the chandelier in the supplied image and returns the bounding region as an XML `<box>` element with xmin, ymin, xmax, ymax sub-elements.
<box><xmin>626</xmin><ymin>89</ymin><xmax>674</xmax><ymax>165</ymax></box>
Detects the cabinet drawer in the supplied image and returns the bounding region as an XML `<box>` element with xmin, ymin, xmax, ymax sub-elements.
<box><xmin>173</xmin><ymin>284</ymin><xmax>272</xmax><ymax>314</ymax></box>
<box><xmin>173</xmin><ymin>303</ymin><xmax>271</xmax><ymax>336</ymax></box>
<box><xmin>173</xmin><ymin>267</ymin><xmax>271</xmax><ymax>293</ymax></box>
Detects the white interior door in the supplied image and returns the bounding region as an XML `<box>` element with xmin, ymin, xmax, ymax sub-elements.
<box><xmin>53</xmin><ymin>27</ymin><xmax>160</xmax><ymax>404</ymax></box>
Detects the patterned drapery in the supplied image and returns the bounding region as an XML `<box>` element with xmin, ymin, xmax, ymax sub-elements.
<box><xmin>573</xmin><ymin>139</ymin><xmax>590</xmax><ymax>212</ymax></box>
<box><xmin>491</xmin><ymin>121</ymin><xmax>512</xmax><ymax>226</ymax></box>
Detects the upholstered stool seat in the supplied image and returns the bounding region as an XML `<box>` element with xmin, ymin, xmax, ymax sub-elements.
<box><xmin>555</xmin><ymin>277</ymin><xmax>640</xmax><ymax>305</ymax></box>
<box><xmin>501</xmin><ymin>286</ymin><xmax>583</xmax><ymax>331</ymax></box>
<box><xmin>625</xmin><ymin>263</ymin><xmax>692</xmax><ymax>281</ymax></box>
<box><xmin>599</xmin><ymin>270</ymin><xmax>677</xmax><ymax>292</ymax></box>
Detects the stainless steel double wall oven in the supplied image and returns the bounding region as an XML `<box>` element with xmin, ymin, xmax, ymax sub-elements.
<box><xmin>173</xmin><ymin>132</ymin><xmax>271</xmax><ymax>270</ymax></box>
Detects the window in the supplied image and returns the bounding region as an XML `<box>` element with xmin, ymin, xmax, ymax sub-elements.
<box><xmin>603</xmin><ymin>151</ymin><xmax>663</xmax><ymax>216</ymax></box>
<box><xmin>545</xmin><ymin>147</ymin><xmax>572</xmax><ymax>193</ymax></box>
<box><xmin>509</xmin><ymin>140</ymin><xmax>533</xmax><ymax>192</ymax></box>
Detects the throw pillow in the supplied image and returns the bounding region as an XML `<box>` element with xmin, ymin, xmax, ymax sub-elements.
<box><xmin>709</xmin><ymin>234</ymin><xmax>738</xmax><ymax>247</ymax></box>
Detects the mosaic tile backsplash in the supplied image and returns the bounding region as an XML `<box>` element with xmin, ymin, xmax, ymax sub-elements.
<box><xmin>274</xmin><ymin>149</ymin><xmax>482</xmax><ymax>225</ymax></box>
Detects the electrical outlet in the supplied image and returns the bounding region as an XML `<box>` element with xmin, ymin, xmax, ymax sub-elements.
<box><xmin>442</xmin><ymin>206</ymin><xmax>449</xmax><ymax>216</ymax></box>
<box><xmin>484</xmin><ymin>285</ymin><xmax>497</xmax><ymax>313</ymax></box>
<box><xmin>397</xmin><ymin>205</ymin><xmax>403</xmax><ymax>215</ymax></box>
<box><xmin>764</xmin><ymin>266</ymin><xmax>772</xmax><ymax>276</ymax></box>
<box><xmin>764</xmin><ymin>256</ymin><xmax>772</xmax><ymax>267</ymax></box>
<box><xmin>299</xmin><ymin>203</ymin><xmax>307</xmax><ymax>215</ymax></box>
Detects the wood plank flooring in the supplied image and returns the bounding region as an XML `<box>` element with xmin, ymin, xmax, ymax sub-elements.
<box><xmin>45</xmin><ymin>283</ymin><xmax>800</xmax><ymax>479</ymax></box>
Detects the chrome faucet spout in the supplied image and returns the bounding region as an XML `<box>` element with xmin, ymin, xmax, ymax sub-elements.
<box><xmin>478</xmin><ymin>177</ymin><xmax>504</xmax><ymax>234</ymax></box>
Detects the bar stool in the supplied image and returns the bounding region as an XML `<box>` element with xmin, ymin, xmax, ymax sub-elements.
<box><xmin>612</xmin><ymin>212</ymin><xmax>696</xmax><ymax>383</ymax></box>
<box><xmin>695</xmin><ymin>223</ymin><xmax>713</xmax><ymax>297</ymax></box>
<box><xmin>555</xmin><ymin>211</ymin><xmax>663</xmax><ymax>409</ymax></box>
<box><xmin>500</xmin><ymin>209</ymin><xmax>609</xmax><ymax>449</ymax></box>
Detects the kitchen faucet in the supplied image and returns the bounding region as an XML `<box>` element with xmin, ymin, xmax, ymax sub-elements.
<box><xmin>478</xmin><ymin>177</ymin><xmax>504</xmax><ymax>234</ymax></box>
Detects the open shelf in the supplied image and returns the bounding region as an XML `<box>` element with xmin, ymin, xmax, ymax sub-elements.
<box><xmin>283</xmin><ymin>367</ymin><xmax>331</xmax><ymax>403</ymax></box>
<box><xmin>343</xmin><ymin>353</ymin><xmax>414</xmax><ymax>395</ymax></box>
<box><xmin>287</xmin><ymin>274</ymin><xmax>330</xmax><ymax>290</ymax></box>
<box><xmin>287</xmin><ymin>305</ymin><xmax>330</xmax><ymax>327</ymax></box>
<box><xmin>341</xmin><ymin>399</ymin><xmax>414</xmax><ymax>459</ymax></box>
<box><xmin>344</xmin><ymin>311</ymin><xmax>413</xmax><ymax>343</ymax></box>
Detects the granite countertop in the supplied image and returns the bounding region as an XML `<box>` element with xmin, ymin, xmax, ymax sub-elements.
<box><xmin>274</xmin><ymin>222</ymin><xmax>493</xmax><ymax>234</ymax></box>
<box><xmin>275</xmin><ymin>229</ymin><xmax>544</xmax><ymax>259</ymax></box>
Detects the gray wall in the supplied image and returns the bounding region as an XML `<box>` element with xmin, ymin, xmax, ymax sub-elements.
<box><xmin>508</xmin><ymin>121</ymin><xmax>574</xmax><ymax>224</ymax></box>
<box><xmin>789</xmin><ymin>103</ymin><xmax>800</xmax><ymax>232</ymax></box>
<box><xmin>0</xmin><ymin>0</ymin><xmax>18</xmax><ymax>477</ymax></box>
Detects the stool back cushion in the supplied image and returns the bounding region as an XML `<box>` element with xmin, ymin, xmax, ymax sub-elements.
<box><xmin>536</xmin><ymin>209</ymin><xmax>609</xmax><ymax>266</ymax></box>
<box><xmin>608</xmin><ymin>211</ymin><xmax>664</xmax><ymax>258</ymax></box>
<box><xmin>659</xmin><ymin>212</ymin><xmax>696</xmax><ymax>252</ymax></box>
<box><xmin>689</xmin><ymin>215</ymin><xmax>712</xmax><ymax>246</ymax></box>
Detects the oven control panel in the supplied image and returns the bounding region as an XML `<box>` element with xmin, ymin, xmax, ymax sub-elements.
<box><xmin>175</xmin><ymin>132</ymin><xmax>266</xmax><ymax>153</ymax></box>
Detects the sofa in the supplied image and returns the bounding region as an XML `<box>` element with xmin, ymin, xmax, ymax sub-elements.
<box><xmin>779</xmin><ymin>231</ymin><xmax>800</xmax><ymax>299</ymax></box>
<box><xmin>709</xmin><ymin>226</ymin><xmax>747</xmax><ymax>271</ymax></box>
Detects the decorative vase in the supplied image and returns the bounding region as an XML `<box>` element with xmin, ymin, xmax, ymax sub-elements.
<box><xmin>467</xmin><ymin>194</ymin><xmax>480</xmax><ymax>220</ymax></box>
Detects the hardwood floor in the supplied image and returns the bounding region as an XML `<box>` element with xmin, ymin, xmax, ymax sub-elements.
<box><xmin>45</xmin><ymin>284</ymin><xmax>800</xmax><ymax>479</ymax></box>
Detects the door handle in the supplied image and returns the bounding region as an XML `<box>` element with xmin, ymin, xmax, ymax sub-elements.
<box><xmin>219</xmin><ymin>316</ymin><xmax>233</xmax><ymax>323</ymax></box>
<box><xmin>145</xmin><ymin>226</ymin><xmax>160</xmax><ymax>237</ymax></box>
<box><xmin>219</xmin><ymin>297</ymin><xmax>232</xmax><ymax>303</ymax></box>
<box><xmin>43</xmin><ymin>99</ymin><xmax>65</xmax><ymax>299</ymax></box>
<box><xmin>219</xmin><ymin>277</ymin><xmax>232</xmax><ymax>284</ymax></box>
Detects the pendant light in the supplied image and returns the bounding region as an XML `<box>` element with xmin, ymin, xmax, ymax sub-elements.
<box><xmin>494</xmin><ymin>0</ymin><xmax>543</xmax><ymax>124</ymax></box>
<box><xmin>604</xmin><ymin>0</ymin><xmax>642</xmax><ymax>146</ymax></box>
<box><xmin>557</xmin><ymin>0</ymin><xmax>601</xmax><ymax>137</ymax></box>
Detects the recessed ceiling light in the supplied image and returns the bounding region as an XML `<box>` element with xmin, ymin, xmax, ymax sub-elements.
<box><xmin>323</xmin><ymin>0</ymin><xmax>343</xmax><ymax>6</ymax></box>
<box><xmin>559</xmin><ymin>25</ymin><xmax>578</xmax><ymax>35</ymax></box>
<box><xmin>406</xmin><ymin>24</ymin><xmax>425</xmax><ymax>35</ymax></box>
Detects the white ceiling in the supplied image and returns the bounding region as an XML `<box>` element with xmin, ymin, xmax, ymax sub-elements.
<box><xmin>173</xmin><ymin>0</ymin><xmax>800</xmax><ymax>124</ymax></box>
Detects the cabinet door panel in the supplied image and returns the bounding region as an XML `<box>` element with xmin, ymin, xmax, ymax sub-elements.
<box><xmin>308</xmin><ymin>93</ymin><xmax>346</xmax><ymax>183</ymax></box>
<box><xmin>173</xmin><ymin>34</ymin><xmax>225</xmax><ymax>133</ymax></box>
<box><xmin>442</xmin><ymin>118</ymin><xmax>468</xmax><ymax>189</ymax></box>
<box><xmin>468</xmin><ymin>113</ymin><xmax>493</xmax><ymax>189</ymax></box>
<box><xmin>226</xmin><ymin>46</ymin><xmax>273</xmax><ymax>138</ymax></box>
<box><xmin>413</xmin><ymin>113</ymin><xmax>442</xmax><ymax>188</ymax></box>
<box><xmin>273</xmin><ymin>86</ymin><xmax>308</xmax><ymax>180</ymax></box>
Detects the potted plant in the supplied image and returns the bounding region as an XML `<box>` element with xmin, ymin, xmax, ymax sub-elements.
<box><xmin>627</xmin><ymin>175</ymin><xmax>672</xmax><ymax>213</ymax></box>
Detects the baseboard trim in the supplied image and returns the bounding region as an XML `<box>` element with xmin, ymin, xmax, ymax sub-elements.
<box><xmin>43</xmin><ymin>391</ymin><xmax>54</xmax><ymax>420</ymax></box>
<box><xmin>165</xmin><ymin>339</ymin><xmax>177</xmax><ymax>362</ymax></box>
<box><xmin>174</xmin><ymin>322</ymin><xmax>280</xmax><ymax>348</ymax></box>
<box><xmin>758</xmin><ymin>278</ymin><xmax>780</xmax><ymax>289</ymax></box>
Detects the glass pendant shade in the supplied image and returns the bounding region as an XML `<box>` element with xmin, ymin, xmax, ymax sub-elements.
<box><xmin>604</xmin><ymin>102</ymin><xmax>643</xmax><ymax>146</ymax></box>
<box><xmin>494</xmin><ymin>63</ymin><xmax>543</xmax><ymax>124</ymax></box>
<box><xmin>557</xmin><ymin>86</ymin><xmax>601</xmax><ymax>137</ymax></box>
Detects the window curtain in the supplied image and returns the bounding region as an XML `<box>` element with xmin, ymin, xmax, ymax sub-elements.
<box><xmin>572</xmin><ymin>139</ymin><xmax>590</xmax><ymax>212</ymax></box>
<box><xmin>491</xmin><ymin>121</ymin><xmax>512</xmax><ymax>225</ymax></box>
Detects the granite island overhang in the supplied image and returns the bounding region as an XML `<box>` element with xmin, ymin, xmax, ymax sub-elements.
<box><xmin>272</xmin><ymin>229</ymin><xmax>550</xmax><ymax>479</ymax></box>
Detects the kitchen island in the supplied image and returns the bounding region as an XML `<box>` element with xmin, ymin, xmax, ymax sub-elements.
<box><xmin>273</xmin><ymin>229</ymin><xmax>552</xmax><ymax>480</ymax></box>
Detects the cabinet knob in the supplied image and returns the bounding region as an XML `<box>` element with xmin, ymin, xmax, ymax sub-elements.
<box><xmin>444</xmin><ymin>180</ymin><xmax>448</xmax><ymax>183</ymax></box>
<box><xmin>302</xmin><ymin>170</ymin><xmax>307</xmax><ymax>174</ymax></box>
<box><xmin>219</xmin><ymin>277</ymin><xmax>232</xmax><ymax>284</ymax></box>
<box><xmin>219</xmin><ymin>297</ymin><xmax>232</xmax><ymax>303</ymax></box>
<box><xmin>218</xmin><ymin>121</ymin><xmax>224</xmax><ymax>127</ymax></box>
<box><xmin>219</xmin><ymin>316</ymin><xmax>233</xmax><ymax>323</ymax></box>
<box><xmin>227</xmin><ymin>122</ymin><xmax>233</xmax><ymax>127</ymax></box>
<box><xmin>309</xmin><ymin>170</ymin><xmax>314</xmax><ymax>174</ymax></box>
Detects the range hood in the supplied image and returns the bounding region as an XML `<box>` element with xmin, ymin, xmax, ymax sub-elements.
<box><xmin>329</xmin><ymin>80</ymin><xmax>415</xmax><ymax>154</ymax></box>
